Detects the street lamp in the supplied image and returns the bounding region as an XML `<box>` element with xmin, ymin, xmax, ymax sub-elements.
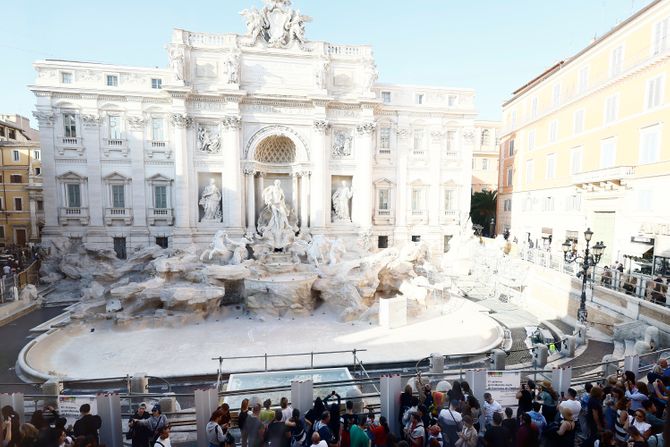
<box><xmin>562</xmin><ymin>228</ymin><xmax>606</xmax><ymax>325</ymax></box>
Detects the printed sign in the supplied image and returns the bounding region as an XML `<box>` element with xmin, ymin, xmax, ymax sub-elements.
<box><xmin>486</xmin><ymin>371</ymin><xmax>521</xmax><ymax>407</ymax></box>
<box><xmin>58</xmin><ymin>395</ymin><xmax>98</xmax><ymax>428</ymax></box>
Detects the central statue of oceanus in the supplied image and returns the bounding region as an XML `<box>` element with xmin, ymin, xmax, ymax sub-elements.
<box><xmin>257</xmin><ymin>180</ymin><xmax>297</xmax><ymax>249</ymax></box>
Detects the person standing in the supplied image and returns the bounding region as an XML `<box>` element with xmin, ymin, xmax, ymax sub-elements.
<box><xmin>483</xmin><ymin>413</ymin><xmax>511</xmax><ymax>447</ymax></box>
<box><xmin>129</xmin><ymin>403</ymin><xmax>152</xmax><ymax>447</ymax></box>
<box><xmin>246</xmin><ymin>404</ymin><xmax>264</xmax><ymax>447</ymax></box>
<box><xmin>73</xmin><ymin>404</ymin><xmax>102</xmax><ymax>445</ymax></box>
<box><xmin>482</xmin><ymin>393</ymin><xmax>503</xmax><ymax>429</ymax></box>
<box><xmin>135</xmin><ymin>405</ymin><xmax>168</xmax><ymax>446</ymax></box>
<box><xmin>153</xmin><ymin>425</ymin><xmax>171</xmax><ymax>447</ymax></box>
<box><xmin>239</xmin><ymin>399</ymin><xmax>251</xmax><ymax>447</ymax></box>
<box><xmin>349</xmin><ymin>419</ymin><xmax>370</xmax><ymax>447</ymax></box>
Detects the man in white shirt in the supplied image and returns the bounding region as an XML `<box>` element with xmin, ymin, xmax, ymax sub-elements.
<box><xmin>482</xmin><ymin>393</ymin><xmax>503</xmax><ymax>428</ymax></box>
<box><xmin>558</xmin><ymin>388</ymin><xmax>581</xmax><ymax>420</ymax></box>
<box><xmin>311</xmin><ymin>431</ymin><xmax>328</xmax><ymax>447</ymax></box>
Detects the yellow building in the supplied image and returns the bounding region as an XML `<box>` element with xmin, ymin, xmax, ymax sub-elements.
<box><xmin>499</xmin><ymin>0</ymin><xmax>670</xmax><ymax>275</ymax></box>
<box><xmin>472</xmin><ymin>120</ymin><xmax>500</xmax><ymax>193</ymax></box>
<box><xmin>0</xmin><ymin>115</ymin><xmax>42</xmax><ymax>247</ymax></box>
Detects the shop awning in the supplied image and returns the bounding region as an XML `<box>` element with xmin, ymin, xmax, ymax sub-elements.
<box><xmin>654</xmin><ymin>235</ymin><xmax>670</xmax><ymax>258</ymax></box>
<box><xmin>622</xmin><ymin>241</ymin><xmax>653</xmax><ymax>258</ymax></box>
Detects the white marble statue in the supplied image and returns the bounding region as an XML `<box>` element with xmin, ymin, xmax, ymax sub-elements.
<box><xmin>197</xmin><ymin>127</ymin><xmax>221</xmax><ymax>154</ymax></box>
<box><xmin>199</xmin><ymin>178</ymin><xmax>222</xmax><ymax>221</ymax></box>
<box><xmin>365</xmin><ymin>63</ymin><xmax>378</xmax><ymax>91</ymax></box>
<box><xmin>200</xmin><ymin>230</ymin><xmax>229</xmax><ymax>261</ymax></box>
<box><xmin>169</xmin><ymin>47</ymin><xmax>185</xmax><ymax>81</ymax></box>
<box><xmin>258</xmin><ymin>180</ymin><xmax>293</xmax><ymax>248</ymax></box>
<box><xmin>328</xmin><ymin>238</ymin><xmax>346</xmax><ymax>265</ymax></box>
<box><xmin>240</xmin><ymin>8</ymin><xmax>266</xmax><ymax>42</ymax></box>
<box><xmin>288</xmin><ymin>10</ymin><xmax>310</xmax><ymax>45</ymax></box>
<box><xmin>332</xmin><ymin>181</ymin><xmax>353</xmax><ymax>222</ymax></box>
<box><xmin>307</xmin><ymin>234</ymin><xmax>330</xmax><ymax>267</ymax></box>
<box><xmin>225</xmin><ymin>54</ymin><xmax>240</xmax><ymax>84</ymax></box>
<box><xmin>224</xmin><ymin>234</ymin><xmax>252</xmax><ymax>265</ymax></box>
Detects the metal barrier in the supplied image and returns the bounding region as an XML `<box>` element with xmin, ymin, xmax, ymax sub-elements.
<box><xmin>0</xmin><ymin>260</ymin><xmax>40</xmax><ymax>304</ymax></box>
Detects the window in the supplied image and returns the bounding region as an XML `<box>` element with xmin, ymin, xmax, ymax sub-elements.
<box><xmin>503</xmin><ymin>199</ymin><xmax>512</xmax><ymax>212</ymax></box>
<box><xmin>566</xmin><ymin>195</ymin><xmax>581</xmax><ymax>212</ymax></box>
<box><xmin>154</xmin><ymin>185</ymin><xmax>168</xmax><ymax>209</ymax></box>
<box><xmin>546</xmin><ymin>153</ymin><xmax>556</xmax><ymax>179</ymax></box>
<box><xmin>446</xmin><ymin>131</ymin><xmax>457</xmax><ymax>152</ymax></box>
<box><xmin>652</xmin><ymin>18</ymin><xmax>669</xmax><ymax>55</ymax></box>
<box><xmin>12</xmin><ymin>150</ymin><xmax>20</xmax><ymax>161</ymax></box>
<box><xmin>155</xmin><ymin>236</ymin><xmax>169</xmax><ymax>249</ymax></box>
<box><xmin>481</xmin><ymin>129</ymin><xmax>491</xmax><ymax>146</ymax></box>
<box><xmin>578</xmin><ymin>66</ymin><xmax>589</xmax><ymax>93</ymax></box>
<box><xmin>610</xmin><ymin>45</ymin><xmax>623</xmax><ymax>77</ymax></box>
<box><xmin>10</xmin><ymin>175</ymin><xmax>22</xmax><ymax>184</ymax></box>
<box><xmin>506</xmin><ymin>167</ymin><xmax>513</xmax><ymax>187</ymax></box>
<box><xmin>527</xmin><ymin>130</ymin><xmax>536</xmax><ymax>151</ymax></box>
<box><xmin>411</xmin><ymin>188</ymin><xmax>423</xmax><ymax>212</ymax></box>
<box><xmin>113</xmin><ymin>237</ymin><xmax>127</xmax><ymax>259</ymax></box>
<box><xmin>378</xmin><ymin>189</ymin><xmax>389</xmax><ymax>211</ymax></box>
<box><xmin>508</xmin><ymin>139</ymin><xmax>515</xmax><ymax>156</ymax></box>
<box><xmin>444</xmin><ymin>189</ymin><xmax>455</xmax><ymax>211</ymax></box>
<box><xmin>543</xmin><ymin>196</ymin><xmax>555</xmax><ymax>212</ymax></box>
<box><xmin>604</xmin><ymin>94</ymin><xmax>618</xmax><ymax>123</ymax></box>
<box><xmin>8</xmin><ymin>129</ymin><xmax>15</xmax><ymax>140</ymax></box>
<box><xmin>14</xmin><ymin>198</ymin><xmax>22</xmax><ymax>211</ymax></box>
<box><xmin>443</xmin><ymin>235</ymin><xmax>452</xmax><ymax>252</ymax></box>
<box><xmin>411</xmin><ymin>235</ymin><xmax>421</xmax><ymax>243</ymax></box>
<box><xmin>34</xmin><ymin>167</ymin><xmax>41</xmax><ymax>176</ymax></box>
<box><xmin>37</xmin><ymin>200</ymin><xmax>43</xmax><ymax>211</ymax></box>
<box><xmin>573</xmin><ymin>109</ymin><xmax>584</xmax><ymax>134</ymax></box>
<box><xmin>151</xmin><ymin>78</ymin><xmax>162</xmax><ymax>89</ymax></box>
<box><xmin>638</xmin><ymin>190</ymin><xmax>652</xmax><ymax>211</ymax></box>
<box><xmin>645</xmin><ymin>75</ymin><xmax>663</xmax><ymax>110</ymax></box>
<box><xmin>530</xmin><ymin>96</ymin><xmax>538</xmax><ymax>119</ymax></box>
<box><xmin>525</xmin><ymin>160</ymin><xmax>534</xmax><ymax>184</ymax></box>
<box><xmin>61</xmin><ymin>72</ymin><xmax>73</xmax><ymax>84</ymax></box>
<box><xmin>600</xmin><ymin>138</ymin><xmax>617</xmax><ymax>169</ymax></box>
<box><xmin>381</xmin><ymin>91</ymin><xmax>391</xmax><ymax>103</ymax></box>
<box><xmin>33</xmin><ymin>150</ymin><xmax>40</xmax><ymax>160</ymax></box>
<box><xmin>111</xmin><ymin>184</ymin><xmax>125</xmax><ymax>208</ymax></box>
<box><xmin>548</xmin><ymin>120</ymin><xmax>558</xmax><ymax>143</ymax></box>
<box><xmin>416</xmin><ymin>94</ymin><xmax>424</xmax><ymax>105</ymax></box>
<box><xmin>106</xmin><ymin>74</ymin><xmax>119</xmax><ymax>87</ymax></box>
<box><xmin>64</xmin><ymin>113</ymin><xmax>77</xmax><ymax>138</ymax></box>
<box><xmin>0</xmin><ymin>227</ymin><xmax>4</xmax><ymax>238</ymax></box>
<box><xmin>379</xmin><ymin>127</ymin><xmax>390</xmax><ymax>150</ymax></box>
<box><xmin>639</xmin><ymin>124</ymin><xmax>660</xmax><ymax>164</ymax></box>
<box><xmin>448</xmin><ymin>95</ymin><xmax>458</xmax><ymax>107</ymax></box>
<box><xmin>0</xmin><ymin>197</ymin><xmax>3</xmax><ymax>210</ymax></box>
<box><xmin>66</xmin><ymin>184</ymin><xmax>81</xmax><ymax>208</ymax></box>
<box><xmin>151</xmin><ymin>117</ymin><xmax>164</xmax><ymax>141</ymax></box>
<box><xmin>378</xmin><ymin>236</ymin><xmax>389</xmax><ymax>249</ymax></box>
<box><xmin>0</xmin><ymin>127</ymin><xmax>4</xmax><ymax>137</ymax></box>
<box><xmin>413</xmin><ymin>129</ymin><xmax>424</xmax><ymax>155</ymax></box>
<box><xmin>552</xmin><ymin>84</ymin><xmax>561</xmax><ymax>107</ymax></box>
<box><xmin>108</xmin><ymin>116</ymin><xmax>122</xmax><ymax>139</ymax></box>
<box><xmin>481</xmin><ymin>158</ymin><xmax>488</xmax><ymax>170</ymax></box>
<box><xmin>570</xmin><ymin>146</ymin><xmax>583</xmax><ymax>174</ymax></box>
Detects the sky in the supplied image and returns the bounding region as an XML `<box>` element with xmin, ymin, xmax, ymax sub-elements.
<box><xmin>0</xmin><ymin>0</ymin><xmax>654</xmax><ymax>124</ymax></box>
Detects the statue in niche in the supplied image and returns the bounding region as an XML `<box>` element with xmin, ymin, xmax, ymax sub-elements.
<box><xmin>288</xmin><ymin>10</ymin><xmax>310</xmax><ymax>45</ymax></box>
<box><xmin>332</xmin><ymin>180</ymin><xmax>354</xmax><ymax>222</ymax></box>
<box><xmin>315</xmin><ymin>60</ymin><xmax>329</xmax><ymax>89</ymax></box>
<box><xmin>364</xmin><ymin>63</ymin><xmax>378</xmax><ymax>91</ymax></box>
<box><xmin>225</xmin><ymin>54</ymin><xmax>240</xmax><ymax>84</ymax></box>
<box><xmin>199</xmin><ymin>178</ymin><xmax>222</xmax><ymax>221</ymax></box>
<box><xmin>169</xmin><ymin>47</ymin><xmax>185</xmax><ymax>81</ymax></box>
<box><xmin>332</xmin><ymin>131</ymin><xmax>352</xmax><ymax>157</ymax></box>
<box><xmin>197</xmin><ymin>127</ymin><xmax>221</xmax><ymax>154</ymax></box>
<box><xmin>257</xmin><ymin>180</ymin><xmax>294</xmax><ymax>249</ymax></box>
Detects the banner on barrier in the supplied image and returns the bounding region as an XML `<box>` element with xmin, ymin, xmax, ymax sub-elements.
<box><xmin>486</xmin><ymin>371</ymin><xmax>521</xmax><ymax>407</ymax></box>
<box><xmin>58</xmin><ymin>395</ymin><xmax>98</xmax><ymax>427</ymax></box>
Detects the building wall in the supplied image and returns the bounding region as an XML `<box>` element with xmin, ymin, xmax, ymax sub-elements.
<box><xmin>499</xmin><ymin>0</ymin><xmax>670</xmax><ymax>268</ymax></box>
<box><xmin>31</xmin><ymin>8</ymin><xmax>478</xmax><ymax>256</ymax></box>
<box><xmin>472</xmin><ymin>120</ymin><xmax>500</xmax><ymax>193</ymax></box>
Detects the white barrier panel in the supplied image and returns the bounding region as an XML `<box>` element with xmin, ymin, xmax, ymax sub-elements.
<box><xmin>290</xmin><ymin>380</ymin><xmax>313</xmax><ymax>414</ymax></box>
<box><xmin>379</xmin><ymin>375</ymin><xmax>401</xmax><ymax>436</ymax></box>
<box><xmin>465</xmin><ymin>370</ymin><xmax>487</xmax><ymax>406</ymax></box>
<box><xmin>195</xmin><ymin>388</ymin><xmax>219</xmax><ymax>447</ymax></box>
<box><xmin>551</xmin><ymin>367</ymin><xmax>572</xmax><ymax>397</ymax></box>
<box><xmin>624</xmin><ymin>355</ymin><xmax>640</xmax><ymax>378</ymax></box>
<box><xmin>0</xmin><ymin>393</ymin><xmax>24</xmax><ymax>425</ymax></box>
<box><xmin>96</xmin><ymin>394</ymin><xmax>122</xmax><ymax>447</ymax></box>
<box><xmin>58</xmin><ymin>395</ymin><xmax>98</xmax><ymax>428</ymax></box>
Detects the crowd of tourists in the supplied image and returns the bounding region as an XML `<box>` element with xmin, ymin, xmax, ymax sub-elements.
<box><xmin>2</xmin><ymin>359</ymin><xmax>670</xmax><ymax>447</ymax></box>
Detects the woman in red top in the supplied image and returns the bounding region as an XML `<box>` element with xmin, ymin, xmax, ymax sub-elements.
<box><xmin>370</xmin><ymin>416</ymin><xmax>390</xmax><ymax>447</ymax></box>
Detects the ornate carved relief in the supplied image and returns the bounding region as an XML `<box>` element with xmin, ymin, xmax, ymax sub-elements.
<box><xmin>126</xmin><ymin>116</ymin><xmax>146</xmax><ymax>130</ymax></box>
<box><xmin>356</xmin><ymin>122</ymin><xmax>376</xmax><ymax>135</ymax></box>
<box><xmin>197</xmin><ymin>125</ymin><xmax>221</xmax><ymax>154</ymax></box>
<box><xmin>332</xmin><ymin>129</ymin><xmax>353</xmax><ymax>158</ymax></box>
<box><xmin>81</xmin><ymin>114</ymin><xmax>102</xmax><ymax>128</ymax></box>
<box><xmin>222</xmin><ymin>115</ymin><xmax>241</xmax><ymax>130</ymax></box>
<box><xmin>32</xmin><ymin>111</ymin><xmax>55</xmax><ymax>127</ymax></box>
<box><xmin>313</xmin><ymin>120</ymin><xmax>331</xmax><ymax>134</ymax></box>
<box><xmin>240</xmin><ymin>0</ymin><xmax>312</xmax><ymax>49</ymax></box>
<box><xmin>171</xmin><ymin>113</ymin><xmax>192</xmax><ymax>128</ymax></box>
<box><xmin>396</xmin><ymin>128</ymin><xmax>410</xmax><ymax>139</ymax></box>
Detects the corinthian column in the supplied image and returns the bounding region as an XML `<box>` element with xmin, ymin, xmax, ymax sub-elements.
<box><xmin>171</xmin><ymin>113</ymin><xmax>192</xmax><ymax>229</ymax></box>
<box><xmin>244</xmin><ymin>166</ymin><xmax>255</xmax><ymax>234</ymax></box>
<box><xmin>310</xmin><ymin>120</ymin><xmax>330</xmax><ymax>230</ymax></box>
<box><xmin>222</xmin><ymin>115</ymin><xmax>242</xmax><ymax>229</ymax></box>
<box><xmin>353</xmin><ymin>121</ymin><xmax>375</xmax><ymax>229</ymax></box>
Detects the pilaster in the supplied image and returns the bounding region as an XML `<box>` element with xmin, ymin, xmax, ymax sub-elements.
<box><xmin>353</xmin><ymin>121</ymin><xmax>375</xmax><ymax>229</ymax></box>
<box><xmin>310</xmin><ymin>118</ymin><xmax>329</xmax><ymax>230</ymax></box>
<box><xmin>222</xmin><ymin>115</ymin><xmax>242</xmax><ymax>229</ymax></box>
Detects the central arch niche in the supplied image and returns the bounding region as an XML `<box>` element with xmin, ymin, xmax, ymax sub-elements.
<box><xmin>255</xmin><ymin>136</ymin><xmax>296</xmax><ymax>164</ymax></box>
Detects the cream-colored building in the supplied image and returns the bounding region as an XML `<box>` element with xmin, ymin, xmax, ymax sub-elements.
<box><xmin>0</xmin><ymin>115</ymin><xmax>43</xmax><ymax>247</ymax></box>
<box><xmin>499</xmin><ymin>0</ymin><xmax>670</xmax><ymax>274</ymax></box>
<box><xmin>472</xmin><ymin>120</ymin><xmax>500</xmax><ymax>193</ymax></box>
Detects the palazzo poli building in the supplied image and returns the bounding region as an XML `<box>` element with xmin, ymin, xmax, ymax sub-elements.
<box><xmin>498</xmin><ymin>0</ymin><xmax>670</xmax><ymax>272</ymax></box>
<box><xmin>31</xmin><ymin>0</ymin><xmax>479</xmax><ymax>257</ymax></box>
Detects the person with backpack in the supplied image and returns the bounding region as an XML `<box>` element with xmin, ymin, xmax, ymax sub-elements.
<box><xmin>153</xmin><ymin>425</ymin><xmax>171</xmax><ymax>447</ymax></box>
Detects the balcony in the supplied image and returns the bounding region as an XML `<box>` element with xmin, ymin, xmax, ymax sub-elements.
<box><xmin>146</xmin><ymin>140</ymin><xmax>172</xmax><ymax>159</ymax></box>
<box><xmin>572</xmin><ymin>166</ymin><xmax>635</xmax><ymax>190</ymax></box>
<box><xmin>58</xmin><ymin>207</ymin><xmax>89</xmax><ymax>225</ymax></box>
<box><xmin>148</xmin><ymin>208</ymin><xmax>174</xmax><ymax>226</ymax></box>
<box><xmin>56</xmin><ymin>137</ymin><xmax>84</xmax><ymax>156</ymax></box>
<box><xmin>103</xmin><ymin>138</ymin><xmax>128</xmax><ymax>156</ymax></box>
<box><xmin>373</xmin><ymin>208</ymin><xmax>394</xmax><ymax>225</ymax></box>
<box><xmin>104</xmin><ymin>207</ymin><xmax>133</xmax><ymax>225</ymax></box>
<box><xmin>440</xmin><ymin>209</ymin><xmax>458</xmax><ymax>224</ymax></box>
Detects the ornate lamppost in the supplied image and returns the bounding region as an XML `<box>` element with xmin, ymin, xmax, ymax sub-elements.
<box><xmin>561</xmin><ymin>228</ymin><xmax>606</xmax><ymax>325</ymax></box>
